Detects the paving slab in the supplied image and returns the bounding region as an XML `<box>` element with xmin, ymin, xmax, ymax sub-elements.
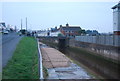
<box><xmin>41</xmin><ymin>47</ymin><xmax>70</xmax><ymax>68</ymax></box>
<box><xmin>43</xmin><ymin>61</ymin><xmax>53</xmax><ymax>69</ymax></box>
<box><xmin>39</xmin><ymin>42</ymin><xmax>93</xmax><ymax>79</ymax></box>
<box><xmin>47</xmin><ymin>63</ymin><xmax>92</xmax><ymax>79</ymax></box>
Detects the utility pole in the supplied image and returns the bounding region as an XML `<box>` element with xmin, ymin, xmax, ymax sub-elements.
<box><xmin>21</xmin><ymin>19</ymin><xmax>22</xmax><ymax>30</ymax></box>
<box><xmin>15</xmin><ymin>26</ymin><xmax>17</xmax><ymax>32</ymax></box>
<box><xmin>26</xmin><ymin>17</ymin><xmax>27</xmax><ymax>31</ymax></box>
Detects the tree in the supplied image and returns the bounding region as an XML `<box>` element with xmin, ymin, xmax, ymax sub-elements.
<box><xmin>78</xmin><ymin>29</ymin><xmax>86</xmax><ymax>35</ymax></box>
<box><xmin>58</xmin><ymin>33</ymin><xmax>64</xmax><ymax>37</ymax></box>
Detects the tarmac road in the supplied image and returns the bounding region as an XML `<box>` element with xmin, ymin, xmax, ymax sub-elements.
<box><xmin>2</xmin><ymin>32</ymin><xmax>23</xmax><ymax>68</ymax></box>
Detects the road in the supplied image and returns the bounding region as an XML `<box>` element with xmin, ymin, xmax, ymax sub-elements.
<box><xmin>2</xmin><ymin>32</ymin><xmax>23</xmax><ymax>68</ymax></box>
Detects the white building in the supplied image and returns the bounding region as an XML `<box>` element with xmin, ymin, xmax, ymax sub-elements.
<box><xmin>0</xmin><ymin>21</ymin><xmax>6</xmax><ymax>33</ymax></box>
<box><xmin>50</xmin><ymin>30</ymin><xmax>61</xmax><ymax>37</ymax></box>
<box><xmin>37</xmin><ymin>31</ymin><xmax>48</xmax><ymax>37</ymax></box>
<box><xmin>112</xmin><ymin>2</ymin><xmax>120</xmax><ymax>35</ymax></box>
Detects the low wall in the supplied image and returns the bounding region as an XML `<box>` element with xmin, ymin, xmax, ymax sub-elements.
<box><xmin>38</xmin><ymin>36</ymin><xmax>120</xmax><ymax>62</ymax></box>
<box><xmin>70</xmin><ymin>38</ymin><xmax>120</xmax><ymax>62</ymax></box>
<box><xmin>75</xmin><ymin>35</ymin><xmax>120</xmax><ymax>47</ymax></box>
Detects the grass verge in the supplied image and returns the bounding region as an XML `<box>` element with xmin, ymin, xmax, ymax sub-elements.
<box><xmin>2</xmin><ymin>37</ymin><xmax>39</xmax><ymax>79</ymax></box>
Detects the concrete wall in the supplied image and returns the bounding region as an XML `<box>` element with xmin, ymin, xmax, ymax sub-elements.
<box><xmin>69</xmin><ymin>38</ymin><xmax>120</xmax><ymax>62</ymax></box>
<box><xmin>38</xmin><ymin>36</ymin><xmax>120</xmax><ymax>62</ymax></box>
<box><xmin>75</xmin><ymin>35</ymin><xmax>120</xmax><ymax>47</ymax></box>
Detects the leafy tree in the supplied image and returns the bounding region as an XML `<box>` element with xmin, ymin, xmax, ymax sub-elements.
<box><xmin>78</xmin><ymin>29</ymin><xmax>86</xmax><ymax>35</ymax></box>
<box><xmin>58</xmin><ymin>33</ymin><xmax>64</xmax><ymax>37</ymax></box>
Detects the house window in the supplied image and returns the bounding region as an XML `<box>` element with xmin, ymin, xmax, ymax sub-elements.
<box><xmin>113</xmin><ymin>8</ymin><xmax>118</xmax><ymax>12</ymax></box>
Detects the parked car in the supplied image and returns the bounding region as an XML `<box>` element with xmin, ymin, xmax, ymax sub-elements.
<box><xmin>3</xmin><ymin>30</ymin><xmax>9</xmax><ymax>34</ymax></box>
<box><xmin>18</xmin><ymin>31</ymin><xmax>22</xmax><ymax>36</ymax></box>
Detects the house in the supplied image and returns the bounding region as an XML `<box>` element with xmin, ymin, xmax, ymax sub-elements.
<box><xmin>50</xmin><ymin>30</ymin><xmax>61</xmax><ymax>37</ymax></box>
<box><xmin>37</xmin><ymin>31</ymin><xmax>48</xmax><ymax>37</ymax></box>
<box><xmin>59</xmin><ymin>23</ymin><xmax>81</xmax><ymax>37</ymax></box>
<box><xmin>51</xmin><ymin>26</ymin><xmax>58</xmax><ymax>32</ymax></box>
<box><xmin>0</xmin><ymin>22</ymin><xmax>6</xmax><ymax>33</ymax></box>
<box><xmin>86</xmin><ymin>30</ymin><xmax>99</xmax><ymax>36</ymax></box>
<box><xmin>50</xmin><ymin>26</ymin><xmax>62</xmax><ymax>37</ymax></box>
<box><xmin>112</xmin><ymin>2</ymin><xmax>120</xmax><ymax>35</ymax></box>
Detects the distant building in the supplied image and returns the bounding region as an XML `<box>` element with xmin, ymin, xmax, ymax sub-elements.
<box><xmin>37</xmin><ymin>31</ymin><xmax>48</xmax><ymax>37</ymax></box>
<box><xmin>51</xmin><ymin>26</ymin><xmax>58</xmax><ymax>32</ymax></box>
<box><xmin>85</xmin><ymin>30</ymin><xmax>92</xmax><ymax>35</ymax></box>
<box><xmin>49</xmin><ymin>26</ymin><xmax>61</xmax><ymax>37</ymax></box>
<box><xmin>86</xmin><ymin>30</ymin><xmax>99</xmax><ymax>36</ymax></box>
<box><xmin>50</xmin><ymin>30</ymin><xmax>61</xmax><ymax>37</ymax></box>
<box><xmin>112</xmin><ymin>2</ymin><xmax>120</xmax><ymax>35</ymax></box>
<box><xmin>0</xmin><ymin>22</ymin><xmax>6</xmax><ymax>32</ymax></box>
<box><xmin>59</xmin><ymin>23</ymin><xmax>81</xmax><ymax>37</ymax></box>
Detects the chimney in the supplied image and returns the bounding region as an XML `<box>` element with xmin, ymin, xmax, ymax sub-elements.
<box><xmin>66</xmin><ymin>23</ymin><xmax>69</xmax><ymax>27</ymax></box>
<box><xmin>60</xmin><ymin>25</ymin><xmax>62</xmax><ymax>27</ymax></box>
<box><xmin>55</xmin><ymin>26</ymin><xmax>57</xmax><ymax>29</ymax></box>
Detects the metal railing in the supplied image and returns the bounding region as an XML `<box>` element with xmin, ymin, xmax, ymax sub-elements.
<box><xmin>37</xmin><ymin>38</ymin><xmax>44</xmax><ymax>79</ymax></box>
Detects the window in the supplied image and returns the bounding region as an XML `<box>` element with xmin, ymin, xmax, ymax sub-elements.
<box><xmin>113</xmin><ymin>8</ymin><xmax>118</xmax><ymax>12</ymax></box>
<box><xmin>118</xmin><ymin>8</ymin><xmax>120</xmax><ymax>11</ymax></box>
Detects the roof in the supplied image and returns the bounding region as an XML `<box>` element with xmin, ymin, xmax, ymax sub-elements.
<box><xmin>0</xmin><ymin>22</ymin><xmax>6</xmax><ymax>27</ymax></box>
<box><xmin>112</xmin><ymin>2</ymin><xmax>120</xmax><ymax>9</ymax></box>
<box><xmin>61</xmin><ymin>26</ymin><xmax>81</xmax><ymax>31</ymax></box>
<box><xmin>51</xmin><ymin>29</ymin><xmax>60</xmax><ymax>32</ymax></box>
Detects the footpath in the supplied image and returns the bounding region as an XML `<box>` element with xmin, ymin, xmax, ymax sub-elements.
<box><xmin>39</xmin><ymin>42</ymin><xmax>94</xmax><ymax>79</ymax></box>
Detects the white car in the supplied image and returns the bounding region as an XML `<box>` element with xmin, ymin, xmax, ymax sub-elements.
<box><xmin>3</xmin><ymin>30</ymin><xmax>9</xmax><ymax>34</ymax></box>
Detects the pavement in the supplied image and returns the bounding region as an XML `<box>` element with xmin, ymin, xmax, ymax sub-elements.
<box><xmin>2</xmin><ymin>32</ymin><xmax>23</xmax><ymax>68</ymax></box>
<box><xmin>39</xmin><ymin>42</ymin><xmax>93</xmax><ymax>79</ymax></box>
<box><xmin>41</xmin><ymin>47</ymin><xmax>70</xmax><ymax>68</ymax></box>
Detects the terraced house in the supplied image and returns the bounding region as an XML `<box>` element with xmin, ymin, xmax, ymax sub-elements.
<box><xmin>59</xmin><ymin>23</ymin><xmax>81</xmax><ymax>37</ymax></box>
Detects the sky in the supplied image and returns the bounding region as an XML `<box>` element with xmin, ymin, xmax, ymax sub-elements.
<box><xmin>0</xmin><ymin>1</ymin><xmax>118</xmax><ymax>33</ymax></box>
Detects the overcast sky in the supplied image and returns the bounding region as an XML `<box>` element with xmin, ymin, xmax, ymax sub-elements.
<box><xmin>1</xmin><ymin>2</ymin><xmax>118</xmax><ymax>33</ymax></box>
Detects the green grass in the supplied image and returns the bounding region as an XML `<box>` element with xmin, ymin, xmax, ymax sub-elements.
<box><xmin>2</xmin><ymin>37</ymin><xmax>39</xmax><ymax>79</ymax></box>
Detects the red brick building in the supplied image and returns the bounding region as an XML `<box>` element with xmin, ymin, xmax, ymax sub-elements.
<box><xmin>59</xmin><ymin>23</ymin><xmax>81</xmax><ymax>37</ymax></box>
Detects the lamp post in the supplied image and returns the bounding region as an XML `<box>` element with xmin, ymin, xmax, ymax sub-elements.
<box><xmin>26</xmin><ymin>17</ymin><xmax>27</xmax><ymax>31</ymax></box>
<box><xmin>21</xmin><ymin>19</ymin><xmax>22</xmax><ymax>30</ymax></box>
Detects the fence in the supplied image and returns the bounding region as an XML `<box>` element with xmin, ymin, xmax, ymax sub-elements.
<box><xmin>75</xmin><ymin>35</ymin><xmax>120</xmax><ymax>47</ymax></box>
